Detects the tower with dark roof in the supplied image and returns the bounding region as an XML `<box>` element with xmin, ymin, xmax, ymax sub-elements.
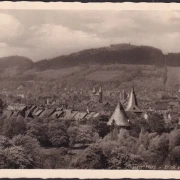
<box><xmin>91</xmin><ymin>86</ymin><xmax>103</xmax><ymax>103</ymax></box>
<box><xmin>119</xmin><ymin>89</ymin><xmax>128</xmax><ymax>105</ymax></box>
<box><xmin>98</xmin><ymin>86</ymin><xmax>103</xmax><ymax>103</ymax></box>
<box><xmin>125</xmin><ymin>87</ymin><xmax>142</xmax><ymax>113</ymax></box>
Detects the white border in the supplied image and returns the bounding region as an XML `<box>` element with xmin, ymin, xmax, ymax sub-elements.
<box><xmin>0</xmin><ymin>2</ymin><xmax>179</xmax><ymax>10</ymax></box>
<box><xmin>0</xmin><ymin>169</ymin><xmax>179</xmax><ymax>179</ymax></box>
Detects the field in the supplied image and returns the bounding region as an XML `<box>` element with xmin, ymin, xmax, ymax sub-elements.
<box><xmin>86</xmin><ymin>70</ymin><xmax>124</xmax><ymax>82</ymax></box>
<box><xmin>167</xmin><ymin>67</ymin><xmax>180</xmax><ymax>86</ymax></box>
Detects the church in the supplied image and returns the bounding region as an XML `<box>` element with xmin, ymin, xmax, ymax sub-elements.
<box><xmin>91</xmin><ymin>86</ymin><xmax>103</xmax><ymax>103</ymax></box>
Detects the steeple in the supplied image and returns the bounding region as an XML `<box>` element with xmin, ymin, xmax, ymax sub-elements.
<box><xmin>98</xmin><ymin>86</ymin><xmax>103</xmax><ymax>103</ymax></box>
<box><xmin>178</xmin><ymin>86</ymin><xmax>180</xmax><ymax>93</ymax></box>
<box><xmin>86</xmin><ymin>107</ymin><xmax>90</xmax><ymax>114</ymax></box>
<box><xmin>99</xmin><ymin>86</ymin><xmax>102</xmax><ymax>93</ymax></box>
<box><xmin>93</xmin><ymin>87</ymin><xmax>96</xmax><ymax>94</ymax></box>
<box><xmin>119</xmin><ymin>89</ymin><xmax>128</xmax><ymax>104</ymax></box>
<box><xmin>107</xmin><ymin>102</ymin><xmax>130</xmax><ymax>127</ymax></box>
<box><xmin>125</xmin><ymin>87</ymin><xmax>142</xmax><ymax>113</ymax></box>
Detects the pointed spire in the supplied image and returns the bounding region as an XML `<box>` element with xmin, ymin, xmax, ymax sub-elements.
<box><xmin>119</xmin><ymin>89</ymin><xmax>128</xmax><ymax>104</ymax></box>
<box><xmin>86</xmin><ymin>107</ymin><xmax>90</xmax><ymax>114</ymax></box>
<box><xmin>107</xmin><ymin>102</ymin><xmax>130</xmax><ymax>127</ymax></box>
<box><xmin>178</xmin><ymin>86</ymin><xmax>180</xmax><ymax>93</ymax></box>
<box><xmin>168</xmin><ymin>113</ymin><xmax>172</xmax><ymax>120</ymax></box>
<box><xmin>99</xmin><ymin>86</ymin><xmax>102</xmax><ymax>93</ymax></box>
<box><xmin>125</xmin><ymin>87</ymin><xmax>142</xmax><ymax>113</ymax></box>
<box><xmin>98</xmin><ymin>86</ymin><xmax>103</xmax><ymax>103</ymax></box>
<box><xmin>93</xmin><ymin>87</ymin><xmax>96</xmax><ymax>94</ymax></box>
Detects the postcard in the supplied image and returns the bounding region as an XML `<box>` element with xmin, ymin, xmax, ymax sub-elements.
<box><xmin>0</xmin><ymin>1</ymin><xmax>180</xmax><ymax>179</ymax></box>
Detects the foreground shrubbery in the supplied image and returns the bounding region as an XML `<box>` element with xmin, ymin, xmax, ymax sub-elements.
<box><xmin>0</xmin><ymin>112</ymin><xmax>180</xmax><ymax>169</ymax></box>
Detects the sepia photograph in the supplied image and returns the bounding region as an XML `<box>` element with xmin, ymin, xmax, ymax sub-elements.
<box><xmin>1</xmin><ymin>2</ymin><xmax>180</xmax><ymax>172</ymax></box>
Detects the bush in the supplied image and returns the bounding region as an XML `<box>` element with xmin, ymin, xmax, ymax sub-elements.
<box><xmin>2</xmin><ymin>116</ymin><xmax>26</xmax><ymax>138</ymax></box>
<box><xmin>0</xmin><ymin>135</ymin><xmax>12</xmax><ymax>149</ymax></box>
<box><xmin>47</xmin><ymin>121</ymin><xmax>68</xmax><ymax>147</ymax></box>
<box><xmin>108</xmin><ymin>147</ymin><xmax>145</xmax><ymax>169</ymax></box>
<box><xmin>70</xmin><ymin>144</ymin><xmax>108</xmax><ymax>169</ymax></box>
<box><xmin>0</xmin><ymin>150</ymin><xmax>7</xmax><ymax>168</ymax></box>
<box><xmin>12</xmin><ymin>134</ymin><xmax>41</xmax><ymax>168</ymax></box>
<box><xmin>171</xmin><ymin>146</ymin><xmax>180</xmax><ymax>166</ymax></box>
<box><xmin>5</xmin><ymin>146</ymin><xmax>34</xmax><ymax>169</ymax></box>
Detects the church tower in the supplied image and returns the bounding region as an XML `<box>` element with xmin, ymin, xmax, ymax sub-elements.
<box><xmin>98</xmin><ymin>86</ymin><xmax>103</xmax><ymax>103</ymax></box>
<box><xmin>91</xmin><ymin>86</ymin><xmax>103</xmax><ymax>103</ymax></box>
<box><xmin>107</xmin><ymin>101</ymin><xmax>130</xmax><ymax>128</ymax></box>
<box><xmin>92</xmin><ymin>87</ymin><xmax>96</xmax><ymax>94</ymax></box>
<box><xmin>125</xmin><ymin>87</ymin><xmax>142</xmax><ymax>113</ymax></box>
<box><xmin>119</xmin><ymin>89</ymin><xmax>128</xmax><ymax>105</ymax></box>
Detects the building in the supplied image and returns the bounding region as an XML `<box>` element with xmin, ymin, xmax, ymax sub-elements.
<box><xmin>91</xmin><ymin>86</ymin><xmax>103</xmax><ymax>103</ymax></box>
<box><xmin>125</xmin><ymin>87</ymin><xmax>142</xmax><ymax>114</ymax></box>
<box><xmin>107</xmin><ymin>102</ymin><xmax>131</xmax><ymax>128</ymax></box>
<box><xmin>119</xmin><ymin>89</ymin><xmax>128</xmax><ymax>105</ymax></box>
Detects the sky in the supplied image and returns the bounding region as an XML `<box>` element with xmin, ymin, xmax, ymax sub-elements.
<box><xmin>0</xmin><ymin>10</ymin><xmax>180</xmax><ymax>61</ymax></box>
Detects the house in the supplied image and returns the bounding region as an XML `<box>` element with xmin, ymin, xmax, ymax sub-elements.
<box><xmin>34</xmin><ymin>108</ymin><xmax>44</xmax><ymax>117</ymax></box>
<box><xmin>154</xmin><ymin>102</ymin><xmax>170</xmax><ymax>113</ymax></box>
<box><xmin>84</xmin><ymin>112</ymin><xmax>97</xmax><ymax>120</ymax></box>
<box><xmin>60</xmin><ymin>109</ymin><xmax>78</xmax><ymax>120</ymax></box>
<box><xmin>38</xmin><ymin>108</ymin><xmax>56</xmax><ymax>118</ymax></box>
<box><xmin>73</xmin><ymin>112</ymin><xmax>87</xmax><ymax>121</ymax></box>
<box><xmin>51</xmin><ymin>110</ymin><xmax>64</xmax><ymax>119</ymax></box>
<box><xmin>3</xmin><ymin>110</ymin><xmax>13</xmax><ymax>118</ymax></box>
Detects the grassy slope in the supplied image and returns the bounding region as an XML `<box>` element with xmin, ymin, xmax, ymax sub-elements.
<box><xmin>1</xmin><ymin>64</ymin><xmax>179</xmax><ymax>103</ymax></box>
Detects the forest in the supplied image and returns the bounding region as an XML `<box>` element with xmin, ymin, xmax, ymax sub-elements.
<box><xmin>0</xmin><ymin>110</ymin><xmax>180</xmax><ymax>169</ymax></box>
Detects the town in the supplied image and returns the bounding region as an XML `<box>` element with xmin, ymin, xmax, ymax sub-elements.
<box><xmin>1</xmin><ymin>77</ymin><xmax>180</xmax><ymax>169</ymax></box>
<box><xmin>1</xmin><ymin>8</ymin><xmax>180</xmax><ymax>170</ymax></box>
<box><xmin>1</xmin><ymin>84</ymin><xmax>180</xmax><ymax>126</ymax></box>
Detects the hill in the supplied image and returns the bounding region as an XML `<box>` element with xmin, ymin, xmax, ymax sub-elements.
<box><xmin>1</xmin><ymin>44</ymin><xmax>180</xmax><ymax>72</ymax></box>
<box><xmin>0</xmin><ymin>55</ymin><xmax>33</xmax><ymax>70</ymax></box>
<box><xmin>34</xmin><ymin>44</ymin><xmax>166</xmax><ymax>70</ymax></box>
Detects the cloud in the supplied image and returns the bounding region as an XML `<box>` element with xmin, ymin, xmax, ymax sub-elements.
<box><xmin>0</xmin><ymin>42</ymin><xmax>8</xmax><ymax>48</ymax></box>
<box><xmin>0</xmin><ymin>13</ymin><xmax>24</xmax><ymax>42</ymax></box>
<box><xmin>23</xmin><ymin>23</ymin><xmax>109</xmax><ymax>60</ymax></box>
<box><xmin>1</xmin><ymin>11</ymin><xmax>180</xmax><ymax>60</ymax></box>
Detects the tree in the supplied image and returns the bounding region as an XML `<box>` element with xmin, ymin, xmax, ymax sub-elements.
<box><xmin>89</xmin><ymin>117</ymin><xmax>109</xmax><ymax>138</ymax></box>
<box><xmin>70</xmin><ymin>144</ymin><xmax>108</xmax><ymax>169</ymax></box>
<box><xmin>108</xmin><ymin>147</ymin><xmax>145</xmax><ymax>169</ymax></box>
<box><xmin>0</xmin><ymin>150</ymin><xmax>7</xmax><ymax>168</ymax></box>
<box><xmin>0</xmin><ymin>135</ymin><xmax>12</xmax><ymax>149</ymax></box>
<box><xmin>169</xmin><ymin>129</ymin><xmax>180</xmax><ymax>150</ymax></box>
<box><xmin>27</xmin><ymin>118</ymin><xmax>50</xmax><ymax>147</ymax></box>
<box><xmin>171</xmin><ymin>146</ymin><xmax>180</xmax><ymax>166</ymax></box>
<box><xmin>67</xmin><ymin>126</ymin><xmax>79</xmax><ymax>147</ymax></box>
<box><xmin>5</xmin><ymin>146</ymin><xmax>34</xmax><ymax>169</ymax></box>
<box><xmin>47</xmin><ymin>121</ymin><xmax>68</xmax><ymax>147</ymax></box>
<box><xmin>138</xmin><ymin>129</ymin><xmax>149</xmax><ymax>149</ymax></box>
<box><xmin>146</xmin><ymin>133</ymin><xmax>169</xmax><ymax>166</ymax></box>
<box><xmin>76</xmin><ymin>125</ymin><xmax>93</xmax><ymax>145</ymax></box>
<box><xmin>0</xmin><ymin>115</ymin><xmax>5</xmax><ymax>132</ymax></box>
<box><xmin>11</xmin><ymin>134</ymin><xmax>41</xmax><ymax>168</ymax></box>
<box><xmin>148</xmin><ymin>113</ymin><xmax>166</xmax><ymax>133</ymax></box>
<box><xmin>99</xmin><ymin>140</ymin><xmax>120</xmax><ymax>159</ymax></box>
<box><xmin>46</xmin><ymin>149</ymin><xmax>63</xmax><ymax>169</ymax></box>
<box><xmin>0</xmin><ymin>98</ymin><xmax>4</xmax><ymax>115</ymax></box>
<box><xmin>2</xmin><ymin>116</ymin><xmax>26</xmax><ymax>138</ymax></box>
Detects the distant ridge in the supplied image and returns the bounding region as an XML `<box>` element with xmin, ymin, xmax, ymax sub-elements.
<box><xmin>34</xmin><ymin>43</ymin><xmax>167</xmax><ymax>70</ymax></box>
<box><xmin>1</xmin><ymin>44</ymin><xmax>180</xmax><ymax>71</ymax></box>
<box><xmin>0</xmin><ymin>55</ymin><xmax>33</xmax><ymax>69</ymax></box>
